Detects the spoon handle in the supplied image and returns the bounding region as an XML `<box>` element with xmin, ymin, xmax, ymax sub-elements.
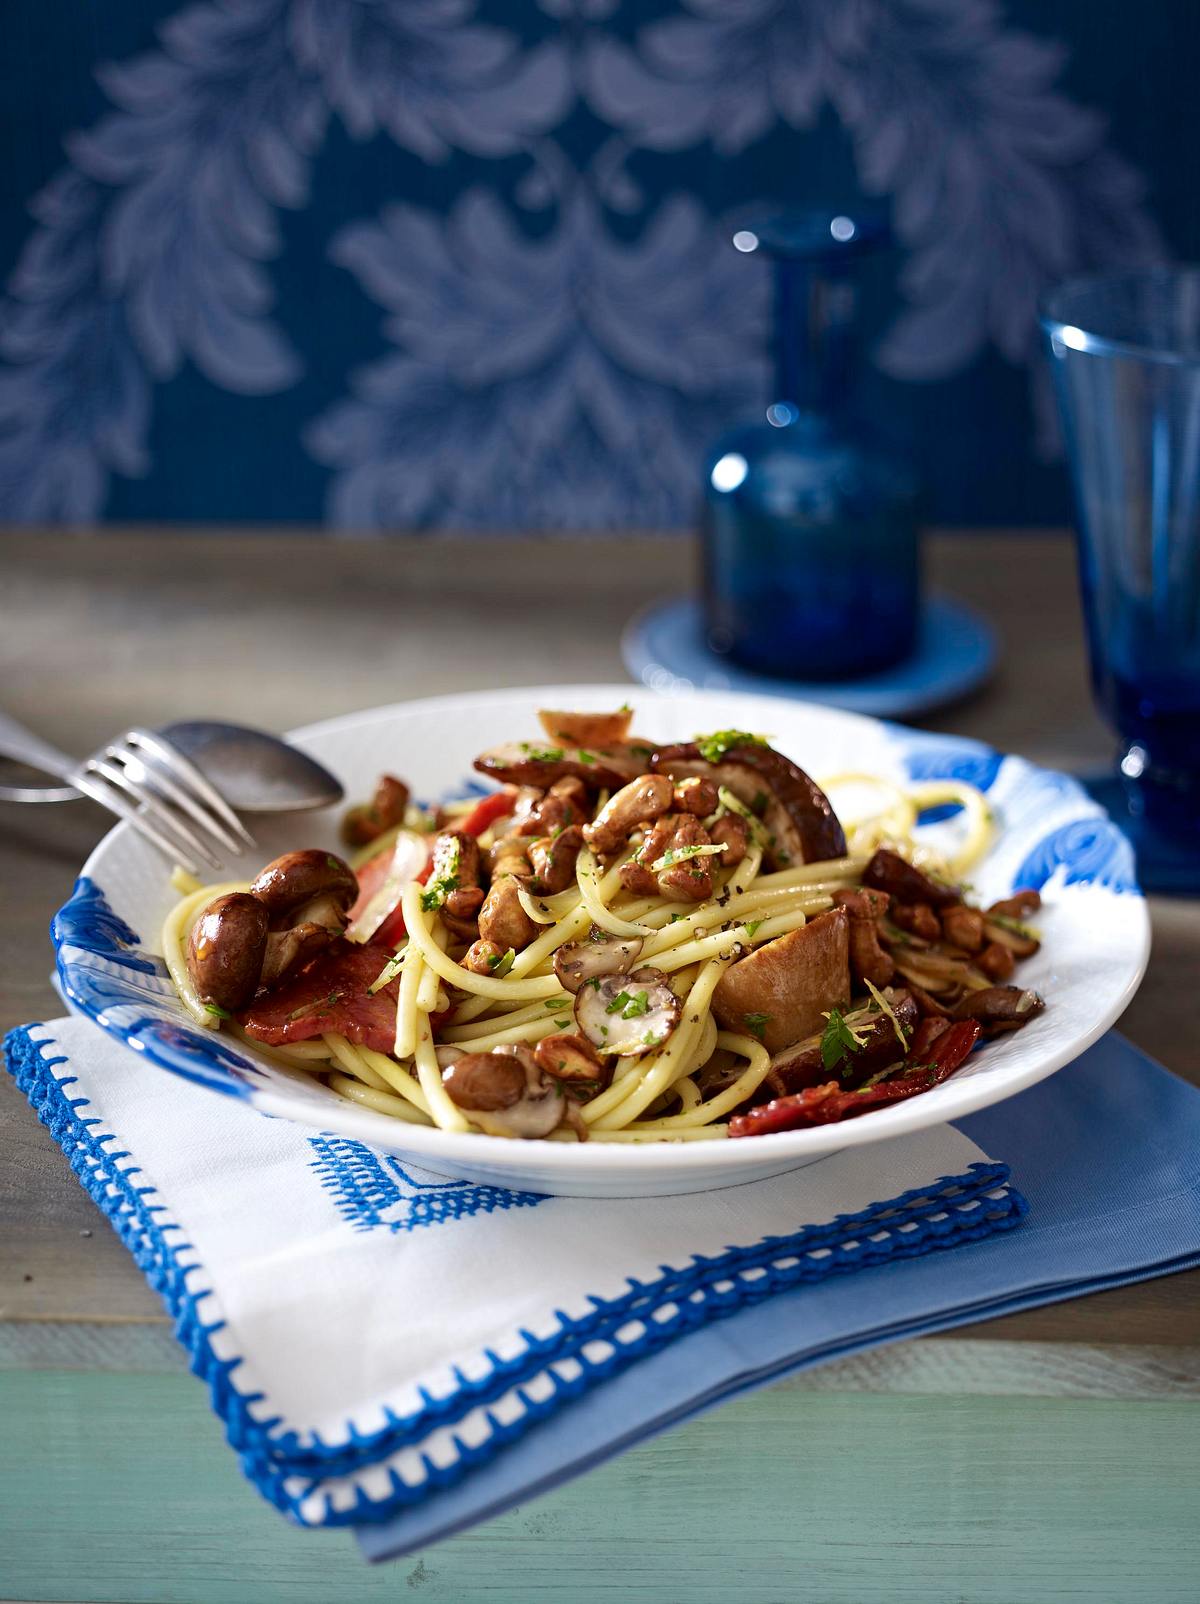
<box><xmin>0</xmin><ymin>709</ymin><xmax>78</xmax><ymax>784</ymax></box>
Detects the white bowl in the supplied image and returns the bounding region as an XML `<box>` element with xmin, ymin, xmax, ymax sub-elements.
<box><xmin>53</xmin><ymin>685</ymin><xmax>1150</xmax><ymax>1197</ymax></box>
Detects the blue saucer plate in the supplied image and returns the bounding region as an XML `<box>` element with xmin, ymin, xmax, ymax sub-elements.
<box><xmin>622</xmin><ymin>594</ymin><xmax>997</xmax><ymax>720</ymax></box>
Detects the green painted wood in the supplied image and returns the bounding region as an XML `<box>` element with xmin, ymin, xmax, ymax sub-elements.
<box><xmin>2</xmin><ymin>1372</ymin><xmax>1198</xmax><ymax>1604</ymax></box>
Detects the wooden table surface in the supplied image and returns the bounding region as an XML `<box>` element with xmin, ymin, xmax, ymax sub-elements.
<box><xmin>2</xmin><ymin>529</ymin><xmax>1198</xmax><ymax>1604</ymax></box>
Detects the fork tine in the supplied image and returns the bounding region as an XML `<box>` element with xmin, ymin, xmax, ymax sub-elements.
<box><xmin>70</xmin><ymin>769</ymin><xmax>204</xmax><ymax>875</ymax></box>
<box><xmin>127</xmin><ymin>728</ymin><xmax>255</xmax><ymax>848</ymax></box>
<box><xmin>108</xmin><ymin>742</ymin><xmax>244</xmax><ymax>857</ymax></box>
<box><xmin>86</xmin><ymin>756</ymin><xmax>224</xmax><ymax>871</ymax></box>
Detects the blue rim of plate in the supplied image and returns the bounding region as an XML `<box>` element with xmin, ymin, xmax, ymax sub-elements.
<box><xmin>622</xmin><ymin>594</ymin><xmax>997</xmax><ymax>719</ymax></box>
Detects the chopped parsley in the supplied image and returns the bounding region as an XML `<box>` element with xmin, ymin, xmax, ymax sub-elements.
<box><xmin>605</xmin><ymin>989</ymin><xmax>650</xmax><ymax>1020</ymax></box>
<box><xmin>642</xmin><ymin>1029</ymin><xmax>663</xmax><ymax>1047</ymax></box>
<box><xmin>630</xmin><ymin>743</ymin><xmax>654</xmax><ymax>759</ymax></box>
<box><xmin>325</xmin><ymin>856</ymin><xmax>344</xmax><ymax>872</ymax></box>
<box><xmin>203</xmin><ymin>1002</ymin><xmax>232</xmax><ymax>1020</ymax></box>
<box><xmin>743</xmin><ymin>919</ymin><xmax>763</xmax><ymax>939</ymax></box>
<box><xmin>486</xmin><ymin>948</ymin><xmax>516</xmax><ymax>976</ymax></box>
<box><xmin>695</xmin><ymin>729</ymin><xmax>769</xmax><ymax>764</ymax></box>
<box><xmin>820</xmin><ymin>1007</ymin><xmax>867</xmax><ymax>1074</ymax></box>
<box><xmin>519</xmin><ymin>742</ymin><xmax>565</xmax><ymax>762</ymax></box>
<box><xmin>555</xmin><ymin>1018</ymin><xmax>572</xmax><ymax>1029</ymax></box>
<box><xmin>543</xmin><ymin>998</ymin><xmax>565</xmax><ymax>1010</ymax></box>
<box><xmin>287</xmin><ymin>991</ymin><xmax>343</xmax><ymax>1023</ymax></box>
<box><xmin>576</xmin><ymin>749</ymin><xmax>597</xmax><ymax>766</ymax></box>
<box><xmin>743</xmin><ymin>1011</ymin><xmax>771</xmax><ymax>1040</ymax></box>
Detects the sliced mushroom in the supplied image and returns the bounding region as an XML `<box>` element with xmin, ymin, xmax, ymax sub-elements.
<box><xmin>537</xmin><ymin>707</ymin><xmax>634</xmax><ymax>748</ymax></box>
<box><xmin>759</xmin><ymin>991</ymin><xmax>919</xmax><ymax>1100</ymax></box>
<box><xmin>862</xmin><ymin>849</ymin><xmax>960</xmax><ymax>910</ymax></box>
<box><xmin>583</xmin><ymin>773</ymin><xmax>674</xmax><ymax>855</ymax></box>
<box><xmin>651</xmin><ymin>742</ymin><xmax>846</xmax><ymax>867</ymax></box>
<box><xmin>976</xmin><ymin>942</ymin><xmax>1016</xmax><ymax>982</ymax></box>
<box><xmin>427</xmin><ymin>830</ymin><xmax>484</xmax><ymax>920</ymax></box>
<box><xmin>711</xmin><ymin>906</ymin><xmax>851</xmax><ymax>1055</ymax></box>
<box><xmin>260</xmin><ymin>921</ymin><xmax>344</xmax><ymax>989</ymax></box>
<box><xmin>249</xmin><ymin>849</ymin><xmax>358</xmax><ymax>923</ymax></box>
<box><xmin>553</xmin><ymin>935</ymin><xmax>644</xmax><ymax>994</ymax></box>
<box><xmin>441</xmin><ymin>1044</ymin><xmax>564</xmax><ymax>1139</ymax></box>
<box><xmin>186</xmin><ymin>892</ymin><xmax>269</xmax><ymax>1012</ymax></box>
<box><xmin>534</xmin><ymin>1032</ymin><xmax>613</xmax><ymax>1092</ymax></box>
<box><xmin>709</xmin><ymin>813</ymin><xmax>750</xmax><ymax>867</ymax></box>
<box><xmin>890</xmin><ymin>902</ymin><xmax>942</xmax><ymax>941</ymax></box>
<box><xmin>474</xmin><ymin>740</ymin><xmax>648</xmax><ymax>791</ymax></box>
<box><xmin>574</xmin><ymin>969</ymin><xmax>681</xmax><ymax>1057</ymax></box>
<box><xmin>949</xmin><ymin>986</ymin><xmax>1045</xmax><ymax>1036</ymax></box>
<box><xmin>673</xmin><ymin>775</ymin><xmax>719</xmax><ymax>816</ymax></box>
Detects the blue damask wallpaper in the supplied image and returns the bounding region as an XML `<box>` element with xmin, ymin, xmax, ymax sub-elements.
<box><xmin>0</xmin><ymin>0</ymin><xmax>1192</xmax><ymax>531</ymax></box>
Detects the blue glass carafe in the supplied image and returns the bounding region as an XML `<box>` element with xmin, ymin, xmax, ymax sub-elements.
<box><xmin>701</xmin><ymin>212</ymin><xmax>920</xmax><ymax>681</ymax></box>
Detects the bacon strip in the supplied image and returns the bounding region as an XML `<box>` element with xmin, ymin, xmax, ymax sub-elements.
<box><xmin>728</xmin><ymin>1021</ymin><xmax>982</xmax><ymax>1138</ymax></box>
<box><xmin>238</xmin><ymin>939</ymin><xmax>400</xmax><ymax>1053</ymax></box>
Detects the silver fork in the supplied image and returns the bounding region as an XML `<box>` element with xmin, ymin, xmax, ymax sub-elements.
<box><xmin>0</xmin><ymin>712</ymin><xmax>255</xmax><ymax>873</ymax></box>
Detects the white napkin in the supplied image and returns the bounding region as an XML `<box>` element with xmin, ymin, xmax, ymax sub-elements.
<box><xmin>11</xmin><ymin>1016</ymin><xmax>1019</xmax><ymax>1526</ymax></box>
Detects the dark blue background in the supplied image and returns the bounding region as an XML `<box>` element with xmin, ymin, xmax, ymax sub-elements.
<box><xmin>1</xmin><ymin>0</ymin><xmax>1193</xmax><ymax>530</ymax></box>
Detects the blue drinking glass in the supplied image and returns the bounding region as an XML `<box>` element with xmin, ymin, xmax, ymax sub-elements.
<box><xmin>1042</xmin><ymin>271</ymin><xmax>1200</xmax><ymax>880</ymax></box>
<box><xmin>701</xmin><ymin>210</ymin><xmax>921</xmax><ymax>681</ymax></box>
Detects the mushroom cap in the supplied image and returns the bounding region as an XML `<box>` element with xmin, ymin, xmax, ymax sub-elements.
<box><xmin>442</xmin><ymin>1044</ymin><xmax>564</xmax><ymax>1138</ymax></box>
<box><xmin>553</xmin><ymin>935</ymin><xmax>644</xmax><ymax>994</ymax></box>
<box><xmin>711</xmin><ymin>906</ymin><xmax>851</xmax><ymax>1054</ymax></box>
<box><xmin>950</xmin><ymin>985</ymin><xmax>1045</xmax><ymax>1034</ymax></box>
<box><xmin>651</xmin><ymin>742</ymin><xmax>846</xmax><ymax>866</ymax></box>
<box><xmin>186</xmin><ymin>892</ymin><xmax>269</xmax><ymax>1012</ymax></box>
<box><xmin>574</xmin><ymin>969</ymin><xmax>681</xmax><ymax>1056</ymax></box>
<box><xmin>249</xmin><ymin>849</ymin><xmax>358</xmax><ymax>921</ymax></box>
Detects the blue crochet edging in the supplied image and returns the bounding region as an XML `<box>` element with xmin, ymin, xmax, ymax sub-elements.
<box><xmin>3</xmin><ymin>1022</ymin><xmax>1027</xmax><ymax>1528</ymax></box>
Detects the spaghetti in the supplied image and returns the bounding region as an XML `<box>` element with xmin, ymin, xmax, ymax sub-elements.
<box><xmin>161</xmin><ymin>712</ymin><xmax>1046</xmax><ymax>1145</ymax></box>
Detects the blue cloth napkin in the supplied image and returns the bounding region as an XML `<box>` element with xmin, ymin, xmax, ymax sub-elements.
<box><xmin>5</xmin><ymin>1016</ymin><xmax>1021</xmax><ymax>1529</ymax></box>
<box><xmin>357</xmin><ymin>1031</ymin><xmax>1200</xmax><ymax>1561</ymax></box>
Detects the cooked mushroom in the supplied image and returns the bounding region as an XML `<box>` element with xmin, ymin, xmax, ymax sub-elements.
<box><xmin>940</xmin><ymin>906</ymin><xmax>986</xmax><ymax>954</ymax></box>
<box><xmin>514</xmin><ymin>777</ymin><xmax>587</xmax><ymax>839</ymax></box>
<box><xmin>653</xmin><ymin>815</ymin><xmax>716</xmax><ymax>903</ymax></box>
<box><xmin>474</xmin><ymin>740</ymin><xmax>648</xmax><ymax>791</ymax></box>
<box><xmin>249</xmin><ymin>849</ymin><xmax>358</xmax><ymax>924</ymax></box>
<box><xmin>862</xmin><ymin>849</ymin><xmax>960</xmax><ymax>909</ymax></box>
<box><xmin>712</xmin><ymin>906</ymin><xmax>850</xmax><ymax>1054</ymax></box>
<box><xmin>832</xmin><ymin>888</ymin><xmax>895</xmax><ymax>990</ymax></box>
<box><xmin>536</xmin><ymin>707</ymin><xmax>635</xmax><ymax>748</ymax></box>
<box><xmin>534</xmin><ymin>1032</ymin><xmax>612</xmax><ymax>1091</ymax></box>
<box><xmin>583</xmin><ymin>774</ymin><xmax>674</xmax><ymax>855</ymax></box>
<box><xmin>478</xmin><ymin>839</ymin><xmax>538</xmax><ymax>951</ymax></box>
<box><xmin>574</xmin><ymin>969</ymin><xmax>681</xmax><ymax>1056</ymax></box>
<box><xmin>341</xmin><ymin>775</ymin><xmax>410</xmax><ymax>848</ymax></box>
<box><xmin>441</xmin><ymin>1045</ymin><xmax>564</xmax><ymax>1138</ymax></box>
<box><xmin>708</xmin><ymin>813</ymin><xmax>750</xmax><ymax>867</ymax></box>
<box><xmin>950</xmin><ymin>986</ymin><xmax>1045</xmax><ymax>1035</ymax></box>
<box><xmin>673</xmin><ymin>775</ymin><xmax>719</xmax><ymax>816</ymax></box>
<box><xmin>976</xmin><ymin>942</ymin><xmax>1016</xmax><ymax>981</ymax></box>
<box><xmin>428</xmin><ymin>830</ymin><xmax>485</xmax><ymax>920</ymax></box>
<box><xmin>527</xmin><ymin>824</ymin><xmax>584</xmax><ymax>894</ymax></box>
<box><xmin>553</xmin><ymin>935</ymin><xmax>644</xmax><ymax>994</ymax></box>
<box><xmin>462</xmin><ymin>939</ymin><xmax>506</xmax><ymax>975</ymax></box>
<box><xmin>890</xmin><ymin>902</ymin><xmax>942</xmax><ymax>941</ymax></box>
<box><xmin>988</xmin><ymin>890</ymin><xmax>1042</xmax><ymax>920</ymax></box>
<box><xmin>186</xmin><ymin>892</ymin><xmax>269</xmax><ymax>1012</ymax></box>
<box><xmin>759</xmin><ymin>990</ymin><xmax>918</xmax><ymax>1100</ymax></box>
<box><xmin>651</xmin><ymin>741</ymin><xmax>846</xmax><ymax>867</ymax></box>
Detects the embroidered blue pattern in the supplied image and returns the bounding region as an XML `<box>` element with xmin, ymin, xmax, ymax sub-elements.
<box><xmin>309</xmin><ymin>1135</ymin><xmax>545</xmax><ymax>1232</ymax></box>
<box><xmin>3</xmin><ymin>1021</ymin><xmax>1025</xmax><ymax>1528</ymax></box>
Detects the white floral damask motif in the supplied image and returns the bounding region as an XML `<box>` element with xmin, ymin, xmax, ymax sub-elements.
<box><xmin>583</xmin><ymin>0</ymin><xmax>1163</xmax><ymax>381</ymax></box>
<box><xmin>306</xmin><ymin>190</ymin><xmax>764</xmax><ymax>529</ymax></box>
<box><xmin>0</xmin><ymin>0</ymin><xmax>570</xmax><ymax>520</ymax></box>
<box><xmin>0</xmin><ymin>0</ymin><xmax>1165</xmax><ymax>526</ymax></box>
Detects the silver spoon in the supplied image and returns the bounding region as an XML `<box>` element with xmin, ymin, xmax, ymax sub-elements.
<box><xmin>0</xmin><ymin>716</ymin><xmax>344</xmax><ymax>813</ymax></box>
